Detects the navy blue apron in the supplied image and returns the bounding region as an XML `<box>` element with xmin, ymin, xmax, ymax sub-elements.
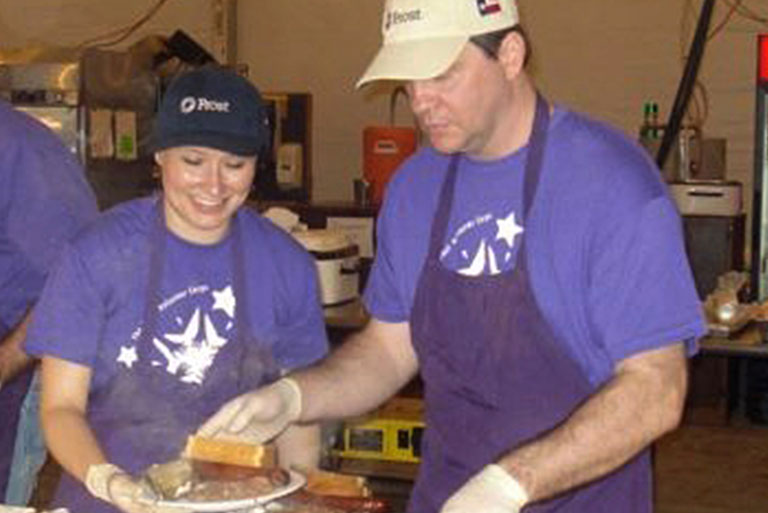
<box><xmin>409</xmin><ymin>95</ymin><xmax>651</xmax><ymax>513</ymax></box>
<box><xmin>54</xmin><ymin>201</ymin><xmax>280</xmax><ymax>513</ymax></box>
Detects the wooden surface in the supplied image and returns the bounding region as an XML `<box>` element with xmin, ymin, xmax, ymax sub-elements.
<box><xmin>654</xmin><ymin>423</ymin><xmax>768</xmax><ymax>513</ymax></box>
<box><xmin>700</xmin><ymin>324</ymin><xmax>768</xmax><ymax>357</ymax></box>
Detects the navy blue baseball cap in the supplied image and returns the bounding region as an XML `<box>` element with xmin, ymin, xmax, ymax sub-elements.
<box><xmin>153</xmin><ymin>67</ymin><xmax>269</xmax><ymax>156</ymax></box>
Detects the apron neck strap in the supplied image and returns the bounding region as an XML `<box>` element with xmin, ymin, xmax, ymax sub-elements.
<box><xmin>522</xmin><ymin>93</ymin><xmax>550</xmax><ymax>219</ymax></box>
<box><xmin>230</xmin><ymin>214</ymin><xmax>251</xmax><ymax>336</ymax></box>
<box><xmin>141</xmin><ymin>199</ymin><xmax>167</xmax><ymax>346</ymax></box>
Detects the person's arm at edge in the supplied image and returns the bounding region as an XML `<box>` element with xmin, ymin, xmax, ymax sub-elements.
<box><xmin>0</xmin><ymin>310</ymin><xmax>34</xmax><ymax>385</ymax></box>
<box><xmin>499</xmin><ymin>342</ymin><xmax>687</xmax><ymax>504</ymax></box>
<box><xmin>292</xmin><ymin>318</ymin><xmax>419</xmax><ymax>422</ymax></box>
<box><xmin>39</xmin><ymin>354</ymin><xmax>107</xmax><ymax>482</ymax></box>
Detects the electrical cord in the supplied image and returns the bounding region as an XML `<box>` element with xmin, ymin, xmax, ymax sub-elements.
<box><xmin>708</xmin><ymin>0</ymin><xmax>742</xmax><ymax>41</ymax></box>
<box><xmin>74</xmin><ymin>0</ymin><xmax>170</xmax><ymax>50</ymax></box>
<box><xmin>722</xmin><ymin>0</ymin><xmax>768</xmax><ymax>25</ymax></box>
<box><xmin>679</xmin><ymin>1</ymin><xmax>708</xmax><ymax>130</ymax></box>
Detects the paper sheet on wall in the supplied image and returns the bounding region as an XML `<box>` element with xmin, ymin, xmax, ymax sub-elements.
<box><xmin>327</xmin><ymin>217</ymin><xmax>375</xmax><ymax>259</ymax></box>
<box><xmin>114</xmin><ymin>110</ymin><xmax>138</xmax><ymax>161</ymax></box>
<box><xmin>88</xmin><ymin>109</ymin><xmax>114</xmax><ymax>158</ymax></box>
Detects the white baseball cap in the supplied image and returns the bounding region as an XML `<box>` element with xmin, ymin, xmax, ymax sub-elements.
<box><xmin>357</xmin><ymin>0</ymin><xmax>520</xmax><ymax>88</ymax></box>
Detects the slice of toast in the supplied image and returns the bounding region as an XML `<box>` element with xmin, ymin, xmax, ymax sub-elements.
<box><xmin>303</xmin><ymin>468</ymin><xmax>370</xmax><ymax>497</ymax></box>
<box><xmin>184</xmin><ymin>435</ymin><xmax>276</xmax><ymax>468</ymax></box>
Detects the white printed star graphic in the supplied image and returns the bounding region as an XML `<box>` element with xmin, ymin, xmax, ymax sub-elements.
<box><xmin>458</xmin><ymin>239</ymin><xmax>488</xmax><ymax>277</ymax></box>
<box><xmin>153</xmin><ymin>308</ymin><xmax>230</xmax><ymax>384</ymax></box>
<box><xmin>116</xmin><ymin>346</ymin><xmax>138</xmax><ymax>369</ymax></box>
<box><xmin>211</xmin><ymin>286</ymin><xmax>236</xmax><ymax>318</ymax></box>
<box><xmin>495</xmin><ymin>211</ymin><xmax>524</xmax><ymax>248</ymax></box>
<box><xmin>204</xmin><ymin>313</ymin><xmax>228</xmax><ymax>349</ymax></box>
<box><xmin>164</xmin><ymin>308</ymin><xmax>201</xmax><ymax>347</ymax></box>
<box><xmin>457</xmin><ymin>239</ymin><xmax>502</xmax><ymax>277</ymax></box>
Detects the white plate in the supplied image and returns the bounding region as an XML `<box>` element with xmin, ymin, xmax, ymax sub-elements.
<box><xmin>155</xmin><ymin>469</ymin><xmax>306</xmax><ymax>512</ymax></box>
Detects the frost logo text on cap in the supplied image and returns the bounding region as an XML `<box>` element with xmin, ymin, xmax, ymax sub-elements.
<box><xmin>179</xmin><ymin>96</ymin><xmax>231</xmax><ymax>114</ymax></box>
<box><xmin>385</xmin><ymin>9</ymin><xmax>422</xmax><ymax>30</ymax></box>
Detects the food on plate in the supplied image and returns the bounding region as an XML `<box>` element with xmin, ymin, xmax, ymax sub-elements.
<box><xmin>141</xmin><ymin>438</ymin><xmax>285</xmax><ymax>502</ymax></box>
<box><xmin>179</xmin><ymin>467</ymin><xmax>288</xmax><ymax>501</ymax></box>
<box><xmin>275</xmin><ymin>491</ymin><xmax>388</xmax><ymax>513</ymax></box>
<box><xmin>303</xmin><ymin>469</ymin><xmax>369</xmax><ymax>498</ymax></box>
<box><xmin>192</xmin><ymin>460</ymin><xmax>274</xmax><ymax>481</ymax></box>
<box><xmin>142</xmin><ymin>461</ymin><xmax>288</xmax><ymax>502</ymax></box>
<box><xmin>143</xmin><ymin>459</ymin><xmax>195</xmax><ymax>499</ymax></box>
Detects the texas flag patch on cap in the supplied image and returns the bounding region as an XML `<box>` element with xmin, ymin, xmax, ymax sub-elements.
<box><xmin>477</xmin><ymin>0</ymin><xmax>502</xmax><ymax>16</ymax></box>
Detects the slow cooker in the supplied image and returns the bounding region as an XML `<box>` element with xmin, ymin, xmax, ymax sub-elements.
<box><xmin>292</xmin><ymin>229</ymin><xmax>360</xmax><ymax>306</ymax></box>
<box><xmin>668</xmin><ymin>180</ymin><xmax>742</xmax><ymax>216</ymax></box>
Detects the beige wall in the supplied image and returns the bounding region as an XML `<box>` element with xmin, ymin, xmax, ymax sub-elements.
<box><xmin>238</xmin><ymin>0</ymin><xmax>768</xmax><ymax>248</ymax></box>
<box><xmin>238</xmin><ymin>1</ymin><xmax>388</xmax><ymax>203</ymax></box>
<box><xmin>0</xmin><ymin>0</ymin><xmax>216</xmax><ymax>55</ymax></box>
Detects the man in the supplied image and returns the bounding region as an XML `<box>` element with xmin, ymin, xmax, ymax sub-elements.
<box><xmin>0</xmin><ymin>99</ymin><xmax>99</xmax><ymax>504</ymax></box>
<box><xmin>200</xmin><ymin>1</ymin><xmax>706</xmax><ymax>512</ymax></box>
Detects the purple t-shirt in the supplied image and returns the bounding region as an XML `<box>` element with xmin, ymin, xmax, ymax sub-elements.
<box><xmin>364</xmin><ymin>106</ymin><xmax>705</xmax><ymax>386</ymax></box>
<box><xmin>26</xmin><ymin>196</ymin><xmax>328</xmax><ymax>398</ymax></box>
<box><xmin>0</xmin><ymin>99</ymin><xmax>97</xmax><ymax>502</ymax></box>
<box><xmin>0</xmin><ymin>100</ymin><xmax>98</xmax><ymax>334</ymax></box>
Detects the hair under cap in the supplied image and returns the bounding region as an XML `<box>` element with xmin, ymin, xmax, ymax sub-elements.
<box><xmin>153</xmin><ymin>67</ymin><xmax>269</xmax><ymax>156</ymax></box>
<box><xmin>357</xmin><ymin>0</ymin><xmax>519</xmax><ymax>88</ymax></box>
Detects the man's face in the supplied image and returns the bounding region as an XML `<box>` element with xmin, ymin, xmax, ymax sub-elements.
<box><xmin>406</xmin><ymin>42</ymin><xmax>513</xmax><ymax>159</ymax></box>
<box><xmin>156</xmin><ymin>146</ymin><xmax>256</xmax><ymax>244</ymax></box>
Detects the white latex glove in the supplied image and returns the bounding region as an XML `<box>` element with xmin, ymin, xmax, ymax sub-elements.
<box><xmin>440</xmin><ymin>464</ymin><xmax>529</xmax><ymax>513</ymax></box>
<box><xmin>85</xmin><ymin>463</ymin><xmax>185</xmax><ymax>513</ymax></box>
<box><xmin>196</xmin><ymin>378</ymin><xmax>302</xmax><ymax>443</ymax></box>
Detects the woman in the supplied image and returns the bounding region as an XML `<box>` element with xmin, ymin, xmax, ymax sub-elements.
<box><xmin>25</xmin><ymin>67</ymin><xmax>328</xmax><ymax>513</ymax></box>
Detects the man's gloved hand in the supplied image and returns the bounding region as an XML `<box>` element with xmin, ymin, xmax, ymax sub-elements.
<box><xmin>440</xmin><ymin>464</ymin><xmax>529</xmax><ymax>513</ymax></box>
<box><xmin>85</xmin><ymin>463</ymin><xmax>183</xmax><ymax>513</ymax></box>
<box><xmin>196</xmin><ymin>378</ymin><xmax>302</xmax><ymax>443</ymax></box>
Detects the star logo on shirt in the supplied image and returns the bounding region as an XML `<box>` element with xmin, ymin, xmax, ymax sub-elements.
<box><xmin>495</xmin><ymin>211</ymin><xmax>524</xmax><ymax>248</ymax></box>
<box><xmin>116</xmin><ymin>346</ymin><xmax>138</xmax><ymax>369</ymax></box>
<box><xmin>457</xmin><ymin>238</ymin><xmax>503</xmax><ymax>276</ymax></box>
<box><xmin>211</xmin><ymin>285</ymin><xmax>236</xmax><ymax>319</ymax></box>
<box><xmin>153</xmin><ymin>308</ymin><xmax>229</xmax><ymax>384</ymax></box>
<box><xmin>163</xmin><ymin>308</ymin><xmax>201</xmax><ymax>349</ymax></box>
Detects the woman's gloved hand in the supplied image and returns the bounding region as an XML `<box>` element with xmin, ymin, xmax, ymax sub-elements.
<box><xmin>196</xmin><ymin>378</ymin><xmax>302</xmax><ymax>443</ymax></box>
<box><xmin>85</xmin><ymin>463</ymin><xmax>185</xmax><ymax>513</ymax></box>
<box><xmin>440</xmin><ymin>464</ymin><xmax>529</xmax><ymax>513</ymax></box>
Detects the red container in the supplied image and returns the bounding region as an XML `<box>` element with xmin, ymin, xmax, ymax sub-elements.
<box><xmin>363</xmin><ymin>125</ymin><xmax>417</xmax><ymax>205</ymax></box>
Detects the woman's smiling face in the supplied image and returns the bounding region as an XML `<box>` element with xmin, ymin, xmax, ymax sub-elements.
<box><xmin>156</xmin><ymin>146</ymin><xmax>256</xmax><ymax>244</ymax></box>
